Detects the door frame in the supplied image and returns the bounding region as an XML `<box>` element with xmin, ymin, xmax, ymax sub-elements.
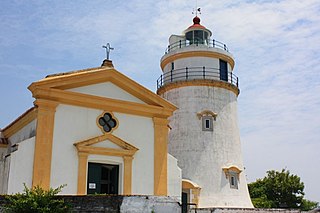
<box><xmin>87</xmin><ymin>162</ymin><xmax>121</xmax><ymax>195</ymax></box>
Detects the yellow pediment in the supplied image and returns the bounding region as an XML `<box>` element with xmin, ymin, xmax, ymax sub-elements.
<box><xmin>28</xmin><ymin>66</ymin><xmax>176</xmax><ymax>112</ymax></box>
<box><xmin>74</xmin><ymin>134</ymin><xmax>139</xmax><ymax>157</ymax></box>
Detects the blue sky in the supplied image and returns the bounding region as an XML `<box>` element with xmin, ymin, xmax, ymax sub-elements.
<box><xmin>1</xmin><ymin>0</ymin><xmax>319</xmax><ymax>202</ymax></box>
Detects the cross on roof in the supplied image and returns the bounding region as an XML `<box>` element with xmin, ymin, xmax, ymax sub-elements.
<box><xmin>102</xmin><ymin>43</ymin><xmax>114</xmax><ymax>60</ymax></box>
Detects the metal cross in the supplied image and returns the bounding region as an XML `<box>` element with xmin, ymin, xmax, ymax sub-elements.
<box><xmin>102</xmin><ymin>43</ymin><xmax>114</xmax><ymax>60</ymax></box>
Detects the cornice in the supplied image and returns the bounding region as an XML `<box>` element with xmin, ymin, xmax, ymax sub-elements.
<box><xmin>32</xmin><ymin>87</ymin><xmax>174</xmax><ymax>118</ymax></box>
<box><xmin>157</xmin><ymin>79</ymin><xmax>240</xmax><ymax>96</ymax></box>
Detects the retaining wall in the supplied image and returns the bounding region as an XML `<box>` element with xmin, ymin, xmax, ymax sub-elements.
<box><xmin>0</xmin><ymin>195</ymin><xmax>306</xmax><ymax>213</ymax></box>
<box><xmin>191</xmin><ymin>208</ymin><xmax>301</xmax><ymax>213</ymax></box>
<box><xmin>0</xmin><ymin>195</ymin><xmax>180</xmax><ymax>213</ymax></box>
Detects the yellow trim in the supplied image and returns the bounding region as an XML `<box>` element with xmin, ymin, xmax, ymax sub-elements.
<box><xmin>0</xmin><ymin>144</ymin><xmax>8</xmax><ymax>148</ymax></box>
<box><xmin>160</xmin><ymin>51</ymin><xmax>235</xmax><ymax>70</ymax></box>
<box><xmin>76</xmin><ymin>146</ymin><xmax>136</xmax><ymax>157</ymax></box>
<box><xmin>74</xmin><ymin>134</ymin><xmax>139</xmax><ymax>152</ymax></box>
<box><xmin>32</xmin><ymin>99</ymin><xmax>58</xmax><ymax>189</ymax></box>
<box><xmin>153</xmin><ymin>117</ymin><xmax>168</xmax><ymax>196</ymax></box>
<box><xmin>157</xmin><ymin>79</ymin><xmax>239</xmax><ymax>96</ymax></box>
<box><xmin>96</xmin><ymin>111</ymin><xmax>119</xmax><ymax>134</ymax></box>
<box><xmin>223</xmin><ymin>165</ymin><xmax>242</xmax><ymax>179</ymax></box>
<box><xmin>182</xmin><ymin>179</ymin><xmax>200</xmax><ymax>189</ymax></box>
<box><xmin>182</xmin><ymin>179</ymin><xmax>201</xmax><ymax>206</ymax></box>
<box><xmin>197</xmin><ymin>110</ymin><xmax>218</xmax><ymax>120</ymax></box>
<box><xmin>74</xmin><ymin>134</ymin><xmax>138</xmax><ymax>195</ymax></box>
<box><xmin>32</xmin><ymin>87</ymin><xmax>174</xmax><ymax>118</ymax></box>
<box><xmin>28</xmin><ymin>68</ymin><xmax>177</xmax><ymax>111</ymax></box>
<box><xmin>77</xmin><ymin>152</ymin><xmax>88</xmax><ymax>195</ymax></box>
<box><xmin>3</xmin><ymin>108</ymin><xmax>38</xmax><ymax>138</ymax></box>
<box><xmin>123</xmin><ymin>156</ymin><xmax>133</xmax><ymax>195</ymax></box>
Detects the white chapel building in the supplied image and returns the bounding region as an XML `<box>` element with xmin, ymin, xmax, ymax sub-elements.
<box><xmin>0</xmin><ymin>16</ymin><xmax>253</xmax><ymax>209</ymax></box>
<box><xmin>0</xmin><ymin>60</ymin><xmax>182</xmax><ymax>198</ymax></box>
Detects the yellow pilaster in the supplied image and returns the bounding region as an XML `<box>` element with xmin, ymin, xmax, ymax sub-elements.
<box><xmin>123</xmin><ymin>156</ymin><xmax>133</xmax><ymax>195</ymax></box>
<box><xmin>153</xmin><ymin>117</ymin><xmax>169</xmax><ymax>195</ymax></box>
<box><xmin>77</xmin><ymin>152</ymin><xmax>88</xmax><ymax>195</ymax></box>
<box><xmin>32</xmin><ymin>99</ymin><xmax>58</xmax><ymax>189</ymax></box>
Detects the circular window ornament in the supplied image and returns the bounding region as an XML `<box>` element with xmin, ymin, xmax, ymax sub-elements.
<box><xmin>97</xmin><ymin>112</ymin><xmax>118</xmax><ymax>133</ymax></box>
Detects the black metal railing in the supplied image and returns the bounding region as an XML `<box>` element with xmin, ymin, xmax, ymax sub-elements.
<box><xmin>165</xmin><ymin>39</ymin><xmax>229</xmax><ymax>54</ymax></box>
<box><xmin>157</xmin><ymin>66</ymin><xmax>239</xmax><ymax>89</ymax></box>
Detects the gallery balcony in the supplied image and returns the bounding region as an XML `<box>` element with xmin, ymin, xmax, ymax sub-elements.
<box><xmin>164</xmin><ymin>39</ymin><xmax>229</xmax><ymax>54</ymax></box>
<box><xmin>156</xmin><ymin>66</ymin><xmax>239</xmax><ymax>89</ymax></box>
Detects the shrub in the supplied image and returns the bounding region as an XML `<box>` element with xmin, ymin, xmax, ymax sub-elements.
<box><xmin>5</xmin><ymin>184</ymin><xmax>71</xmax><ymax>213</ymax></box>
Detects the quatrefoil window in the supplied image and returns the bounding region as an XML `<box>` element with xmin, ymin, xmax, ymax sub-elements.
<box><xmin>98</xmin><ymin>112</ymin><xmax>117</xmax><ymax>133</ymax></box>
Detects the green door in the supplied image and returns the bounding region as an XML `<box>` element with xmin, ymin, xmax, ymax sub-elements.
<box><xmin>87</xmin><ymin>162</ymin><xmax>119</xmax><ymax>194</ymax></box>
<box><xmin>182</xmin><ymin>192</ymin><xmax>188</xmax><ymax>213</ymax></box>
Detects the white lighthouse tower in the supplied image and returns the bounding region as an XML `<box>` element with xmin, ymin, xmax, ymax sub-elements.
<box><xmin>157</xmin><ymin>16</ymin><xmax>253</xmax><ymax>209</ymax></box>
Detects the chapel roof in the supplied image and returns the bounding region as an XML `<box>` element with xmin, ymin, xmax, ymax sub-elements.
<box><xmin>1</xmin><ymin>107</ymin><xmax>37</xmax><ymax>139</ymax></box>
<box><xmin>28</xmin><ymin>60</ymin><xmax>177</xmax><ymax>112</ymax></box>
<box><xmin>45</xmin><ymin>66</ymin><xmax>104</xmax><ymax>79</ymax></box>
<box><xmin>0</xmin><ymin>129</ymin><xmax>8</xmax><ymax>145</ymax></box>
<box><xmin>45</xmin><ymin>59</ymin><xmax>114</xmax><ymax>79</ymax></box>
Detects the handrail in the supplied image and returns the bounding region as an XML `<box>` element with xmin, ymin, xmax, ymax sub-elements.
<box><xmin>157</xmin><ymin>66</ymin><xmax>239</xmax><ymax>89</ymax></box>
<box><xmin>165</xmin><ymin>39</ymin><xmax>229</xmax><ymax>54</ymax></box>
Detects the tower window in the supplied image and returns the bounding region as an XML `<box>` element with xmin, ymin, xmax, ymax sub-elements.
<box><xmin>197</xmin><ymin>110</ymin><xmax>217</xmax><ymax>132</ymax></box>
<box><xmin>202</xmin><ymin>116</ymin><xmax>213</xmax><ymax>131</ymax></box>
<box><xmin>222</xmin><ymin>166</ymin><xmax>242</xmax><ymax>190</ymax></box>
<box><xmin>171</xmin><ymin>62</ymin><xmax>174</xmax><ymax>71</ymax></box>
<box><xmin>219</xmin><ymin>59</ymin><xmax>228</xmax><ymax>81</ymax></box>
<box><xmin>229</xmin><ymin>173</ymin><xmax>238</xmax><ymax>189</ymax></box>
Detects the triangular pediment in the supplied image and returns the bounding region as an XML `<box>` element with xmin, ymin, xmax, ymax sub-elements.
<box><xmin>28</xmin><ymin>66</ymin><xmax>176</xmax><ymax>111</ymax></box>
<box><xmin>67</xmin><ymin>82</ymin><xmax>146</xmax><ymax>104</ymax></box>
<box><xmin>91</xmin><ymin>139</ymin><xmax>122</xmax><ymax>149</ymax></box>
<box><xmin>74</xmin><ymin>134</ymin><xmax>138</xmax><ymax>157</ymax></box>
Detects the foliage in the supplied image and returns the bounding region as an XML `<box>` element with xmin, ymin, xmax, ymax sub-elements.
<box><xmin>248</xmin><ymin>169</ymin><xmax>317</xmax><ymax>211</ymax></box>
<box><xmin>5</xmin><ymin>184</ymin><xmax>71</xmax><ymax>213</ymax></box>
<box><xmin>300</xmin><ymin>199</ymin><xmax>318</xmax><ymax>211</ymax></box>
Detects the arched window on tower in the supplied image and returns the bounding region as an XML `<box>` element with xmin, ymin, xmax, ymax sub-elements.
<box><xmin>197</xmin><ymin>110</ymin><xmax>217</xmax><ymax>132</ymax></box>
<box><xmin>222</xmin><ymin>166</ymin><xmax>242</xmax><ymax>190</ymax></box>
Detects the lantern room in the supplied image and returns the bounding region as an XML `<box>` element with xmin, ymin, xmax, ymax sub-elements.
<box><xmin>184</xmin><ymin>16</ymin><xmax>212</xmax><ymax>45</ymax></box>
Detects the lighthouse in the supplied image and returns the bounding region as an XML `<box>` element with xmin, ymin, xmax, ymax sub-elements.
<box><xmin>157</xmin><ymin>16</ymin><xmax>253</xmax><ymax>208</ymax></box>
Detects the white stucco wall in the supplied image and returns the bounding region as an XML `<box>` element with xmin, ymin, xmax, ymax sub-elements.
<box><xmin>112</xmin><ymin>113</ymin><xmax>154</xmax><ymax>195</ymax></box>
<box><xmin>161</xmin><ymin>86</ymin><xmax>253</xmax><ymax>208</ymax></box>
<box><xmin>169</xmin><ymin>34</ymin><xmax>184</xmax><ymax>46</ymax></box>
<box><xmin>68</xmin><ymin>82</ymin><xmax>145</xmax><ymax>104</ymax></box>
<box><xmin>7</xmin><ymin>137</ymin><xmax>35</xmax><ymax>194</ymax></box>
<box><xmin>8</xmin><ymin>119</ymin><xmax>36</xmax><ymax>145</ymax></box>
<box><xmin>167</xmin><ymin>154</ymin><xmax>181</xmax><ymax>201</ymax></box>
<box><xmin>0</xmin><ymin>147</ymin><xmax>9</xmax><ymax>194</ymax></box>
<box><xmin>164</xmin><ymin>57</ymin><xmax>221</xmax><ymax>74</ymax></box>
<box><xmin>51</xmin><ymin>103</ymin><xmax>155</xmax><ymax>195</ymax></box>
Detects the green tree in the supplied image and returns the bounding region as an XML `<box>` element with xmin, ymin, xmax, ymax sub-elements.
<box><xmin>248</xmin><ymin>169</ymin><xmax>318</xmax><ymax>210</ymax></box>
<box><xmin>5</xmin><ymin>184</ymin><xmax>71</xmax><ymax>213</ymax></box>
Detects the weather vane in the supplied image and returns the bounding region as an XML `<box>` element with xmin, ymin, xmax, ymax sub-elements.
<box><xmin>192</xmin><ymin>0</ymin><xmax>201</xmax><ymax>16</ymax></box>
<box><xmin>102</xmin><ymin>43</ymin><xmax>114</xmax><ymax>60</ymax></box>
